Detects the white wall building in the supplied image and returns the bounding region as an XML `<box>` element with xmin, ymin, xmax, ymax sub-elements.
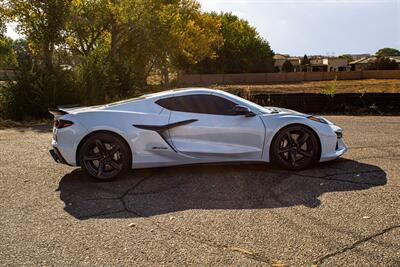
<box><xmin>323</xmin><ymin>58</ymin><xmax>349</xmax><ymax>71</ymax></box>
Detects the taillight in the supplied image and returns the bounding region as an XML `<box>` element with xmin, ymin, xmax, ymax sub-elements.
<box><xmin>54</xmin><ymin>119</ymin><xmax>74</xmax><ymax>129</ymax></box>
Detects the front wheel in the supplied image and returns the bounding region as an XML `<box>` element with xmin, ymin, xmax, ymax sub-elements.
<box><xmin>79</xmin><ymin>132</ymin><xmax>131</xmax><ymax>181</ymax></box>
<box><xmin>271</xmin><ymin>125</ymin><xmax>320</xmax><ymax>170</ymax></box>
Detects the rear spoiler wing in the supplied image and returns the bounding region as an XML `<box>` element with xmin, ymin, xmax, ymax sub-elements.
<box><xmin>48</xmin><ymin>108</ymin><xmax>69</xmax><ymax>116</ymax></box>
<box><xmin>48</xmin><ymin>105</ymin><xmax>85</xmax><ymax>116</ymax></box>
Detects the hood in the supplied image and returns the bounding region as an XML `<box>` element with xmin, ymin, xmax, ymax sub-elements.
<box><xmin>263</xmin><ymin>106</ymin><xmax>307</xmax><ymax>116</ymax></box>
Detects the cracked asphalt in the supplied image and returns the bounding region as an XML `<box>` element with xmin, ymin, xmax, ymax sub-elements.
<box><xmin>0</xmin><ymin>116</ymin><xmax>399</xmax><ymax>266</ymax></box>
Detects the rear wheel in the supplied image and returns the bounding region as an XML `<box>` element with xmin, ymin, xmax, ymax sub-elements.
<box><xmin>79</xmin><ymin>132</ymin><xmax>131</xmax><ymax>181</ymax></box>
<box><xmin>271</xmin><ymin>125</ymin><xmax>320</xmax><ymax>170</ymax></box>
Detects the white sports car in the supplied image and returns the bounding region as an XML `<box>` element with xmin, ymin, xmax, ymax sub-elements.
<box><xmin>49</xmin><ymin>88</ymin><xmax>347</xmax><ymax>180</ymax></box>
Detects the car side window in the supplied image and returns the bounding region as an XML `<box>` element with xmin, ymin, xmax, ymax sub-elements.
<box><xmin>156</xmin><ymin>94</ymin><xmax>238</xmax><ymax>115</ymax></box>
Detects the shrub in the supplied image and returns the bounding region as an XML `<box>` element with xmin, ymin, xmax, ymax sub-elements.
<box><xmin>320</xmin><ymin>77</ymin><xmax>337</xmax><ymax>97</ymax></box>
<box><xmin>0</xmin><ymin>61</ymin><xmax>79</xmax><ymax>120</ymax></box>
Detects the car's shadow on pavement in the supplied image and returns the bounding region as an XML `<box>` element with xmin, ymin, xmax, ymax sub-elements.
<box><xmin>57</xmin><ymin>158</ymin><xmax>387</xmax><ymax>219</ymax></box>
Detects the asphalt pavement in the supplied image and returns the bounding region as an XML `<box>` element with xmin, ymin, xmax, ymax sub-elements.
<box><xmin>0</xmin><ymin>116</ymin><xmax>399</xmax><ymax>266</ymax></box>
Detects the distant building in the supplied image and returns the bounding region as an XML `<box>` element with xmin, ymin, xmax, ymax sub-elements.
<box><xmin>273</xmin><ymin>54</ymin><xmax>290</xmax><ymax>60</ymax></box>
<box><xmin>349</xmin><ymin>57</ymin><xmax>376</xmax><ymax>71</ymax></box>
<box><xmin>302</xmin><ymin>56</ymin><xmax>349</xmax><ymax>72</ymax></box>
<box><xmin>273</xmin><ymin>53</ymin><xmax>400</xmax><ymax>72</ymax></box>
<box><xmin>309</xmin><ymin>57</ymin><xmax>326</xmax><ymax>72</ymax></box>
<box><xmin>274</xmin><ymin>56</ymin><xmax>349</xmax><ymax>72</ymax></box>
<box><xmin>349</xmin><ymin>56</ymin><xmax>400</xmax><ymax>70</ymax></box>
<box><xmin>348</xmin><ymin>54</ymin><xmax>371</xmax><ymax>60</ymax></box>
<box><xmin>323</xmin><ymin>58</ymin><xmax>349</xmax><ymax>71</ymax></box>
<box><xmin>273</xmin><ymin>55</ymin><xmax>301</xmax><ymax>72</ymax></box>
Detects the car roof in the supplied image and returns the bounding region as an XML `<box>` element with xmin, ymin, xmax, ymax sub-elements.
<box><xmin>147</xmin><ymin>88</ymin><xmax>218</xmax><ymax>99</ymax></box>
<box><xmin>104</xmin><ymin>88</ymin><xmax>223</xmax><ymax>108</ymax></box>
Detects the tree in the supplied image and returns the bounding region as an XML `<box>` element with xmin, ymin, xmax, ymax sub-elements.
<box><xmin>339</xmin><ymin>54</ymin><xmax>353</xmax><ymax>62</ymax></box>
<box><xmin>66</xmin><ymin>0</ymin><xmax>110</xmax><ymax>57</ymax></box>
<box><xmin>87</xmin><ymin>0</ymin><xmax>220</xmax><ymax>91</ymax></box>
<box><xmin>0</xmin><ymin>38</ymin><xmax>79</xmax><ymax>120</ymax></box>
<box><xmin>300</xmin><ymin>54</ymin><xmax>310</xmax><ymax>71</ymax></box>
<box><xmin>64</xmin><ymin>0</ymin><xmax>222</xmax><ymax>96</ymax></box>
<box><xmin>2</xmin><ymin>0</ymin><xmax>264</xmax><ymax>119</ymax></box>
<box><xmin>12</xmin><ymin>39</ymin><xmax>31</xmax><ymax>64</ymax></box>
<box><xmin>184</xmin><ymin>12</ymin><xmax>274</xmax><ymax>74</ymax></box>
<box><xmin>0</xmin><ymin>4</ymin><xmax>7</xmax><ymax>37</ymax></box>
<box><xmin>376</xmin><ymin>48</ymin><xmax>400</xmax><ymax>57</ymax></box>
<box><xmin>281</xmin><ymin>60</ymin><xmax>294</xmax><ymax>72</ymax></box>
<box><xmin>158</xmin><ymin>2</ymin><xmax>222</xmax><ymax>85</ymax></box>
<box><xmin>0</xmin><ymin>0</ymin><xmax>13</xmax><ymax>69</ymax></box>
<box><xmin>8</xmin><ymin>0</ymin><xmax>72</xmax><ymax>70</ymax></box>
<box><xmin>0</xmin><ymin>37</ymin><xmax>17</xmax><ymax>68</ymax></box>
<box><xmin>4</xmin><ymin>0</ymin><xmax>77</xmax><ymax>113</ymax></box>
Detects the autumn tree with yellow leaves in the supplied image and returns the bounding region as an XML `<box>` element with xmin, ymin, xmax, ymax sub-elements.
<box><xmin>0</xmin><ymin>0</ymin><xmax>271</xmax><ymax>120</ymax></box>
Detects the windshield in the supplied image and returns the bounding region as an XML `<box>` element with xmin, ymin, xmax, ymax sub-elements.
<box><xmin>219</xmin><ymin>91</ymin><xmax>275</xmax><ymax>114</ymax></box>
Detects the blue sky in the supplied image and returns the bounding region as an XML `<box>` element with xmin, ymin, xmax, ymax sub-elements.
<box><xmin>6</xmin><ymin>0</ymin><xmax>399</xmax><ymax>56</ymax></box>
<box><xmin>199</xmin><ymin>0</ymin><xmax>400</xmax><ymax>56</ymax></box>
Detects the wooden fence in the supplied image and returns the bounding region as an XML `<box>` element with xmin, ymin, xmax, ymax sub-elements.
<box><xmin>177</xmin><ymin>70</ymin><xmax>400</xmax><ymax>86</ymax></box>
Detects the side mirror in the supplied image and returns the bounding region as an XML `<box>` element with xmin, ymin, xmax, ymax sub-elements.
<box><xmin>232</xmin><ymin>105</ymin><xmax>256</xmax><ymax>117</ymax></box>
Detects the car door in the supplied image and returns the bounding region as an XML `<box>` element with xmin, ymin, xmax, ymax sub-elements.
<box><xmin>156</xmin><ymin>93</ymin><xmax>266</xmax><ymax>161</ymax></box>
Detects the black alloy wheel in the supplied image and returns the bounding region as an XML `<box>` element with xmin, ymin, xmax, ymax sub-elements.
<box><xmin>271</xmin><ymin>125</ymin><xmax>320</xmax><ymax>170</ymax></box>
<box><xmin>79</xmin><ymin>132</ymin><xmax>131</xmax><ymax>180</ymax></box>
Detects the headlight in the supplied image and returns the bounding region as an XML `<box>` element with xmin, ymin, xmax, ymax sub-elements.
<box><xmin>307</xmin><ymin>116</ymin><xmax>331</xmax><ymax>124</ymax></box>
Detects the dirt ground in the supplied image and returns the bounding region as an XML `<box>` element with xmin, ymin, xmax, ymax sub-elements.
<box><xmin>210</xmin><ymin>79</ymin><xmax>400</xmax><ymax>95</ymax></box>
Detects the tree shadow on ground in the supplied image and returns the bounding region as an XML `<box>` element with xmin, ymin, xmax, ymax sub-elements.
<box><xmin>58</xmin><ymin>158</ymin><xmax>387</xmax><ymax>219</ymax></box>
<box><xmin>0</xmin><ymin>123</ymin><xmax>52</xmax><ymax>133</ymax></box>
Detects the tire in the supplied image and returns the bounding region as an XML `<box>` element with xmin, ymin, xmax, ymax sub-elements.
<box><xmin>79</xmin><ymin>132</ymin><xmax>131</xmax><ymax>181</ymax></box>
<box><xmin>271</xmin><ymin>125</ymin><xmax>320</xmax><ymax>170</ymax></box>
